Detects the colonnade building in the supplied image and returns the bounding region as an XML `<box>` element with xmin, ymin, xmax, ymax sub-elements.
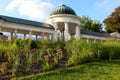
<box><xmin>0</xmin><ymin>4</ymin><xmax>111</xmax><ymax>41</ymax></box>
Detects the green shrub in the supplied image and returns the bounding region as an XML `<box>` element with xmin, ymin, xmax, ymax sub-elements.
<box><xmin>0</xmin><ymin>62</ymin><xmax>8</xmax><ymax>75</ymax></box>
<box><xmin>66</xmin><ymin>53</ymin><xmax>80</xmax><ymax>66</ymax></box>
<box><xmin>36</xmin><ymin>51</ymin><xmax>42</xmax><ymax>63</ymax></box>
<box><xmin>47</xmin><ymin>48</ymin><xmax>53</xmax><ymax>57</ymax></box>
<box><xmin>1</xmin><ymin>38</ymin><xmax>120</xmax><ymax>77</ymax></box>
<box><xmin>100</xmin><ymin>41</ymin><xmax>120</xmax><ymax>60</ymax></box>
<box><xmin>42</xmin><ymin>62</ymin><xmax>53</xmax><ymax>71</ymax></box>
<box><xmin>6</xmin><ymin>51</ymin><xmax>14</xmax><ymax>64</ymax></box>
<box><xmin>11</xmin><ymin>54</ymin><xmax>20</xmax><ymax>76</ymax></box>
<box><xmin>56</xmin><ymin>49</ymin><xmax>64</xmax><ymax>60</ymax></box>
<box><xmin>53</xmin><ymin>41</ymin><xmax>65</xmax><ymax>51</ymax></box>
<box><xmin>30</xmin><ymin>40</ymin><xmax>42</xmax><ymax>49</ymax></box>
<box><xmin>90</xmin><ymin>42</ymin><xmax>102</xmax><ymax>60</ymax></box>
<box><xmin>66</xmin><ymin>40</ymin><xmax>94</xmax><ymax>66</ymax></box>
<box><xmin>26</xmin><ymin>53</ymin><xmax>33</xmax><ymax>71</ymax></box>
<box><xmin>53</xmin><ymin>54</ymin><xmax>59</xmax><ymax>66</ymax></box>
<box><xmin>0</xmin><ymin>42</ymin><xmax>8</xmax><ymax>60</ymax></box>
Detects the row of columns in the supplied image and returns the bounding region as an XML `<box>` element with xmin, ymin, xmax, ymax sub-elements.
<box><xmin>0</xmin><ymin>29</ymin><xmax>53</xmax><ymax>40</ymax></box>
<box><xmin>64</xmin><ymin>22</ymin><xmax>80</xmax><ymax>41</ymax></box>
<box><xmin>54</xmin><ymin>22</ymin><xmax>80</xmax><ymax>41</ymax></box>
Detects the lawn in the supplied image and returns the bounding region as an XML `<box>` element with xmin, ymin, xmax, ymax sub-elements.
<box><xmin>12</xmin><ymin>60</ymin><xmax>120</xmax><ymax>80</ymax></box>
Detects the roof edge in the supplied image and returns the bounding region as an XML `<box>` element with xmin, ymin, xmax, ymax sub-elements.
<box><xmin>0</xmin><ymin>15</ymin><xmax>54</xmax><ymax>29</ymax></box>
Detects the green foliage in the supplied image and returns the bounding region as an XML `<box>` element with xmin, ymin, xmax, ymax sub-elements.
<box><xmin>8</xmin><ymin>41</ymin><xmax>19</xmax><ymax>56</ymax></box>
<box><xmin>42</xmin><ymin>62</ymin><xmax>53</xmax><ymax>71</ymax></box>
<box><xmin>66</xmin><ymin>53</ymin><xmax>80</xmax><ymax>66</ymax></box>
<box><xmin>66</xmin><ymin>40</ymin><xmax>120</xmax><ymax>66</ymax></box>
<box><xmin>39</xmin><ymin>40</ymin><xmax>53</xmax><ymax>58</ymax></box>
<box><xmin>53</xmin><ymin>41</ymin><xmax>65</xmax><ymax>51</ymax></box>
<box><xmin>44</xmin><ymin>55</ymin><xmax>49</xmax><ymax>63</ymax></box>
<box><xmin>54</xmin><ymin>49</ymin><xmax>64</xmax><ymax>61</ymax></box>
<box><xmin>0</xmin><ymin>44</ymin><xmax>7</xmax><ymax>59</ymax></box>
<box><xmin>47</xmin><ymin>48</ymin><xmax>53</xmax><ymax>57</ymax></box>
<box><xmin>90</xmin><ymin>42</ymin><xmax>102</xmax><ymax>60</ymax></box>
<box><xmin>103</xmin><ymin>6</ymin><xmax>120</xmax><ymax>33</ymax></box>
<box><xmin>13</xmin><ymin>39</ymin><xmax>40</xmax><ymax>51</ymax></box>
<box><xmin>36</xmin><ymin>51</ymin><xmax>42</xmax><ymax>63</ymax></box>
<box><xmin>66</xmin><ymin>40</ymin><xmax>94</xmax><ymax>66</ymax></box>
<box><xmin>53</xmin><ymin>55</ymin><xmax>59</xmax><ymax>66</ymax></box>
<box><xmin>0</xmin><ymin>62</ymin><xmax>8</xmax><ymax>75</ymax></box>
<box><xmin>6</xmin><ymin>52</ymin><xmax>14</xmax><ymax>64</ymax></box>
<box><xmin>1</xmin><ymin>39</ymin><xmax>120</xmax><ymax>79</ymax></box>
<box><xmin>26</xmin><ymin>54</ymin><xmax>33</xmax><ymax>71</ymax></box>
<box><xmin>100</xmin><ymin>41</ymin><xmax>120</xmax><ymax>60</ymax></box>
<box><xmin>11</xmin><ymin>54</ymin><xmax>20</xmax><ymax>76</ymax></box>
<box><xmin>80</xmin><ymin>16</ymin><xmax>102</xmax><ymax>32</ymax></box>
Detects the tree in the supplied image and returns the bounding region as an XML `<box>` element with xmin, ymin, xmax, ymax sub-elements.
<box><xmin>103</xmin><ymin>6</ymin><xmax>120</xmax><ymax>33</ymax></box>
<box><xmin>80</xmin><ymin>16</ymin><xmax>103</xmax><ymax>32</ymax></box>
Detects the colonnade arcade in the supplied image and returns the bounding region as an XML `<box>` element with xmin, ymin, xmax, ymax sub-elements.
<box><xmin>55</xmin><ymin>22</ymin><xmax>80</xmax><ymax>41</ymax></box>
<box><xmin>0</xmin><ymin>21</ymin><xmax>54</xmax><ymax>40</ymax></box>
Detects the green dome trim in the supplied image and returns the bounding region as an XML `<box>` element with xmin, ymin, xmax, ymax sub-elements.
<box><xmin>51</xmin><ymin>4</ymin><xmax>76</xmax><ymax>15</ymax></box>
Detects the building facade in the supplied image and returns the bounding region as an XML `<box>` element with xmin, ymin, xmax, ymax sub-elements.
<box><xmin>0</xmin><ymin>4</ymin><xmax>113</xmax><ymax>41</ymax></box>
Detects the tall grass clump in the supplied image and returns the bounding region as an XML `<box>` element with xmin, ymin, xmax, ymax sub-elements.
<box><xmin>90</xmin><ymin>41</ymin><xmax>102</xmax><ymax>60</ymax></box>
<box><xmin>100</xmin><ymin>40</ymin><xmax>120</xmax><ymax>61</ymax></box>
<box><xmin>0</xmin><ymin>44</ymin><xmax>7</xmax><ymax>60</ymax></box>
<box><xmin>65</xmin><ymin>40</ymin><xmax>95</xmax><ymax>66</ymax></box>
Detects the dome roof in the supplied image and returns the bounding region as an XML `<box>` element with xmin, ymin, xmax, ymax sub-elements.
<box><xmin>51</xmin><ymin>4</ymin><xmax>76</xmax><ymax>15</ymax></box>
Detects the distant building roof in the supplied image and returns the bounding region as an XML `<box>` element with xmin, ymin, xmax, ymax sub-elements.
<box><xmin>81</xmin><ymin>30</ymin><xmax>110</xmax><ymax>37</ymax></box>
<box><xmin>110</xmin><ymin>32</ymin><xmax>120</xmax><ymax>38</ymax></box>
<box><xmin>0</xmin><ymin>15</ymin><xmax>54</xmax><ymax>29</ymax></box>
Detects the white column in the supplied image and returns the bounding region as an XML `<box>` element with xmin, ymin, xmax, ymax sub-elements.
<box><xmin>64</xmin><ymin>22</ymin><xmax>69</xmax><ymax>41</ymax></box>
<box><xmin>61</xmin><ymin>30</ymin><xmax>64</xmax><ymax>41</ymax></box>
<box><xmin>10</xmin><ymin>32</ymin><xmax>13</xmax><ymax>40</ymax></box>
<box><xmin>94</xmin><ymin>37</ymin><xmax>96</xmax><ymax>42</ymax></box>
<box><xmin>49</xmin><ymin>34</ymin><xmax>52</xmax><ymax>40</ymax></box>
<box><xmin>55</xmin><ymin>22</ymin><xmax>58</xmax><ymax>31</ymax></box>
<box><xmin>51</xmin><ymin>34</ymin><xmax>54</xmax><ymax>41</ymax></box>
<box><xmin>14</xmin><ymin>29</ymin><xmax>17</xmax><ymax>39</ymax></box>
<box><xmin>36</xmin><ymin>35</ymin><xmax>38</xmax><ymax>40</ymax></box>
<box><xmin>75</xmin><ymin>24</ymin><xmax>80</xmax><ymax>40</ymax></box>
<box><xmin>53</xmin><ymin>22</ymin><xmax>58</xmax><ymax>42</ymax></box>
<box><xmin>24</xmin><ymin>34</ymin><xmax>26</xmax><ymax>39</ymax></box>
<box><xmin>68</xmin><ymin>33</ymin><xmax>71</xmax><ymax>40</ymax></box>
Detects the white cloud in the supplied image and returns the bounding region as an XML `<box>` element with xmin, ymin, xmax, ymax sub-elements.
<box><xmin>5</xmin><ymin>0</ymin><xmax>54</xmax><ymax>20</ymax></box>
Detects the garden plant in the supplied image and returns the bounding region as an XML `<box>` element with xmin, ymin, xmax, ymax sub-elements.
<box><xmin>0</xmin><ymin>39</ymin><xmax>120</xmax><ymax>80</ymax></box>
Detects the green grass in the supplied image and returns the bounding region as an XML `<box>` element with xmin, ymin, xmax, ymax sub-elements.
<box><xmin>12</xmin><ymin>60</ymin><xmax>120</xmax><ymax>80</ymax></box>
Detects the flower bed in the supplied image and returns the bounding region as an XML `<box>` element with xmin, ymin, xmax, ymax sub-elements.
<box><xmin>0</xmin><ymin>39</ymin><xmax>120</xmax><ymax>80</ymax></box>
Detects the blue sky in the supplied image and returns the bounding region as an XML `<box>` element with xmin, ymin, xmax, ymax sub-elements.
<box><xmin>0</xmin><ymin>0</ymin><xmax>120</xmax><ymax>23</ymax></box>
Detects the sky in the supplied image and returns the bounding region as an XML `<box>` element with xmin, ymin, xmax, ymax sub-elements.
<box><xmin>0</xmin><ymin>0</ymin><xmax>120</xmax><ymax>23</ymax></box>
